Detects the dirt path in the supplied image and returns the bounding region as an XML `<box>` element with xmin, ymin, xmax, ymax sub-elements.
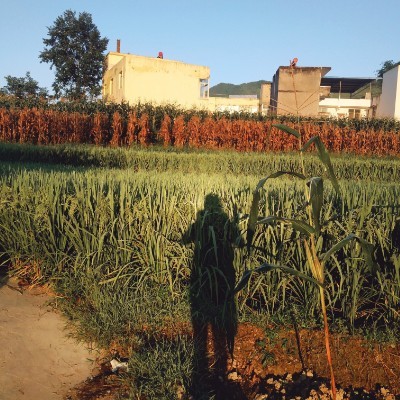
<box><xmin>0</xmin><ymin>276</ymin><xmax>95</xmax><ymax>400</ymax></box>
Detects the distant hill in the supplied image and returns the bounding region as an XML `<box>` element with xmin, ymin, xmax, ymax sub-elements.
<box><xmin>351</xmin><ymin>79</ymin><xmax>382</xmax><ymax>99</ymax></box>
<box><xmin>209</xmin><ymin>80</ymin><xmax>269</xmax><ymax>98</ymax></box>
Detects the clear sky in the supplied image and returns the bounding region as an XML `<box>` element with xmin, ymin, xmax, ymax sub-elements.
<box><xmin>0</xmin><ymin>0</ymin><xmax>399</xmax><ymax>92</ymax></box>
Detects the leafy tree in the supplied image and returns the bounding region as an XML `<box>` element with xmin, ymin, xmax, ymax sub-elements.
<box><xmin>39</xmin><ymin>9</ymin><xmax>108</xmax><ymax>99</ymax></box>
<box><xmin>376</xmin><ymin>60</ymin><xmax>400</xmax><ymax>78</ymax></box>
<box><xmin>1</xmin><ymin>72</ymin><xmax>48</xmax><ymax>98</ymax></box>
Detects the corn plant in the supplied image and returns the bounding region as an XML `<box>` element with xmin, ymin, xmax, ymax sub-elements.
<box><xmin>233</xmin><ymin>124</ymin><xmax>378</xmax><ymax>400</ymax></box>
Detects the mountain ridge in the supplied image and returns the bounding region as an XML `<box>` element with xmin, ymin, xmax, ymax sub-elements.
<box><xmin>209</xmin><ymin>80</ymin><xmax>269</xmax><ymax>98</ymax></box>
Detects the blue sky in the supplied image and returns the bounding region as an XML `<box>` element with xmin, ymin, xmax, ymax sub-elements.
<box><xmin>0</xmin><ymin>0</ymin><xmax>399</xmax><ymax>92</ymax></box>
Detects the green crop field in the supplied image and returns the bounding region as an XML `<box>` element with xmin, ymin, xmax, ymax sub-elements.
<box><xmin>0</xmin><ymin>142</ymin><xmax>399</xmax><ymax>398</ymax></box>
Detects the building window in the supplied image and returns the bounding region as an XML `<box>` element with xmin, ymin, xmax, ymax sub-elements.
<box><xmin>200</xmin><ymin>79</ymin><xmax>209</xmax><ymax>98</ymax></box>
<box><xmin>118</xmin><ymin>71</ymin><xmax>123</xmax><ymax>89</ymax></box>
<box><xmin>103</xmin><ymin>84</ymin><xmax>107</xmax><ymax>97</ymax></box>
<box><xmin>109</xmin><ymin>78</ymin><xmax>114</xmax><ymax>95</ymax></box>
<box><xmin>348</xmin><ymin>109</ymin><xmax>361</xmax><ymax>119</ymax></box>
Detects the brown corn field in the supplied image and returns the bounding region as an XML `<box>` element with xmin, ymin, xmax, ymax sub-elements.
<box><xmin>1</xmin><ymin>107</ymin><xmax>399</xmax><ymax>156</ymax></box>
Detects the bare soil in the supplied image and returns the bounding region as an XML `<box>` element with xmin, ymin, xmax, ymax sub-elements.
<box><xmin>0</xmin><ymin>276</ymin><xmax>96</xmax><ymax>400</ymax></box>
<box><xmin>67</xmin><ymin>322</ymin><xmax>400</xmax><ymax>399</ymax></box>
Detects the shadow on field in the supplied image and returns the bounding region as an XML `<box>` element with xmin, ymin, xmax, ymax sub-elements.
<box><xmin>0</xmin><ymin>248</ymin><xmax>9</xmax><ymax>289</ymax></box>
<box><xmin>185</xmin><ymin>193</ymin><xmax>245</xmax><ymax>399</ymax></box>
<box><xmin>0</xmin><ymin>268</ymin><xmax>8</xmax><ymax>289</ymax></box>
<box><xmin>392</xmin><ymin>217</ymin><xmax>400</xmax><ymax>252</ymax></box>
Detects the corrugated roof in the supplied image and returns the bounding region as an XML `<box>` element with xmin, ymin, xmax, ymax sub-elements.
<box><xmin>321</xmin><ymin>76</ymin><xmax>377</xmax><ymax>93</ymax></box>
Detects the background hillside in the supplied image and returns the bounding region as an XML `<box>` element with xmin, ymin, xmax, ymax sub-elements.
<box><xmin>209</xmin><ymin>80</ymin><xmax>269</xmax><ymax>98</ymax></box>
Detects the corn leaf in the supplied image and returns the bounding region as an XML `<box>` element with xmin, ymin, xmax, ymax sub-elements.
<box><xmin>301</xmin><ymin>136</ymin><xmax>340</xmax><ymax>194</ymax></box>
<box><xmin>256</xmin><ymin>263</ymin><xmax>323</xmax><ymax>287</ymax></box>
<box><xmin>246</xmin><ymin>189</ymin><xmax>260</xmax><ymax>254</ymax></box>
<box><xmin>322</xmin><ymin>233</ymin><xmax>378</xmax><ymax>273</ymax></box>
<box><xmin>232</xmin><ymin>268</ymin><xmax>253</xmax><ymax>294</ymax></box>
<box><xmin>357</xmin><ymin>236</ymin><xmax>378</xmax><ymax>274</ymax></box>
<box><xmin>257</xmin><ymin>216</ymin><xmax>315</xmax><ymax>236</ymax></box>
<box><xmin>322</xmin><ymin>233</ymin><xmax>357</xmax><ymax>263</ymax></box>
<box><xmin>308</xmin><ymin>177</ymin><xmax>323</xmax><ymax>235</ymax></box>
<box><xmin>233</xmin><ymin>262</ymin><xmax>322</xmax><ymax>294</ymax></box>
<box><xmin>273</xmin><ymin>124</ymin><xmax>301</xmax><ymax>139</ymax></box>
<box><xmin>232</xmin><ymin>169</ymin><xmax>307</xmax><ymax>256</ymax></box>
<box><xmin>256</xmin><ymin>171</ymin><xmax>306</xmax><ymax>191</ymax></box>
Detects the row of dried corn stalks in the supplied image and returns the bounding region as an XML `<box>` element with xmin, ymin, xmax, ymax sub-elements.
<box><xmin>1</xmin><ymin>107</ymin><xmax>399</xmax><ymax>156</ymax></box>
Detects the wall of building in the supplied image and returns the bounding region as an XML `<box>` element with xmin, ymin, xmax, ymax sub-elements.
<box><xmin>376</xmin><ymin>65</ymin><xmax>400</xmax><ymax>119</ymax></box>
<box><xmin>270</xmin><ymin>67</ymin><xmax>330</xmax><ymax>116</ymax></box>
<box><xmin>270</xmin><ymin>71</ymin><xmax>279</xmax><ymax>114</ymax></box>
<box><xmin>103</xmin><ymin>52</ymin><xmax>210</xmax><ymax>109</ymax></box>
<box><xmin>260</xmin><ymin>82</ymin><xmax>271</xmax><ymax>114</ymax></box>
<box><xmin>209</xmin><ymin>96</ymin><xmax>260</xmax><ymax>113</ymax></box>
<box><xmin>103</xmin><ymin>55</ymin><xmax>127</xmax><ymax>102</ymax></box>
<box><xmin>106</xmin><ymin>53</ymin><xmax>125</xmax><ymax>70</ymax></box>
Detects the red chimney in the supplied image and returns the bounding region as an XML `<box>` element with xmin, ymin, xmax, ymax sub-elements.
<box><xmin>117</xmin><ymin>39</ymin><xmax>121</xmax><ymax>53</ymax></box>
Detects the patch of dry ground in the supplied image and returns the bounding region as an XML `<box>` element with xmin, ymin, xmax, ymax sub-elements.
<box><xmin>2</xmin><ymin>270</ymin><xmax>399</xmax><ymax>399</ymax></box>
<box><xmin>0</xmin><ymin>276</ymin><xmax>96</xmax><ymax>400</ymax></box>
<box><xmin>67</xmin><ymin>322</ymin><xmax>400</xmax><ymax>399</ymax></box>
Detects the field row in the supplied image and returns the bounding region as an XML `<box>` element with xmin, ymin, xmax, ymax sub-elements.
<box><xmin>1</xmin><ymin>107</ymin><xmax>400</xmax><ymax>156</ymax></box>
<box><xmin>1</xmin><ymin>142</ymin><xmax>400</xmax><ymax>182</ymax></box>
<box><xmin>1</xmin><ymin>164</ymin><xmax>399</xmax><ymax>332</ymax></box>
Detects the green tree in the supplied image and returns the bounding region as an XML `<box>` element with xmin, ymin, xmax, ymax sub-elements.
<box><xmin>39</xmin><ymin>9</ymin><xmax>108</xmax><ymax>99</ymax></box>
<box><xmin>1</xmin><ymin>72</ymin><xmax>48</xmax><ymax>98</ymax></box>
<box><xmin>376</xmin><ymin>59</ymin><xmax>400</xmax><ymax>78</ymax></box>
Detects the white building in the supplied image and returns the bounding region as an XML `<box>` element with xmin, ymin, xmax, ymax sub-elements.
<box><xmin>319</xmin><ymin>97</ymin><xmax>372</xmax><ymax>119</ymax></box>
<box><xmin>376</xmin><ymin>65</ymin><xmax>400</xmax><ymax>119</ymax></box>
<box><xmin>318</xmin><ymin>76</ymin><xmax>375</xmax><ymax>119</ymax></box>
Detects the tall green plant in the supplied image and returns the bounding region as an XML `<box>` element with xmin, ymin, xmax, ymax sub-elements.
<box><xmin>233</xmin><ymin>124</ymin><xmax>378</xmax><ymax>400</ymax></box>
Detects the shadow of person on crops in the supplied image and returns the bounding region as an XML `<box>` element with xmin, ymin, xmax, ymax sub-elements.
<box><xmin>0</xmin><ymin>268</ymin><xmax>8</xmax><ymax>289</ymax></box>
<box><xmin>184</xmin><ymin>193</ymin><xmax>245</xmax><ymax>399</ymax></box>
<box><xmin>0</xmin><ymin>248</ymin><xmax>10</xmax><ymax>289</ymax></box>
<box><xmin>391</xmin><ymin>217</ymin><xmax>400</xmax><ymax>252</ymax></box>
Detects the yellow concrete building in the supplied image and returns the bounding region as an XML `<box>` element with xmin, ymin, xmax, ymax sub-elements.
<box><xmin>103</xmin><ymin>49</ymin><xmax>260</xmax><ymax>112</ymax></box>
<box><xmin>103</xmin><ymin>51</ymin><xmax>211</xmax><ymax>109</ymax></box>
